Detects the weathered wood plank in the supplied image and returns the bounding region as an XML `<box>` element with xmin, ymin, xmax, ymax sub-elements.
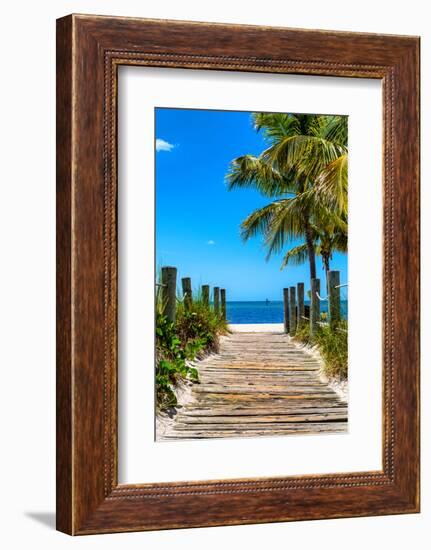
<box><xmin>183</xmin><ymin>408</ymin><xmax>348</xmax><ymax>416</ymax></box>
<box><xmin>158</xmin><ymin>330</ymin><xmax>348</xmax><ymax>440</ymax></box>
<box><xmin>178</xmin><ymin>414</ymin><xmax>348</xmax><ymax>424</ymax></box>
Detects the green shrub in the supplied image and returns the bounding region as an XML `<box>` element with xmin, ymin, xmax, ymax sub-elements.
<box><xmin>155</xmin><ymin>293</ymin><xmax>227</xmax><ymax>411</ymax></box>
<box><xmin>176</xmin><ymin>299</ymin><xmax>227</xmax><ymax>355</ymax></box>
<box><xmin>155</xmin><ymin>312</ymin><xmax>200</xmax><ymax>410</ymax></box>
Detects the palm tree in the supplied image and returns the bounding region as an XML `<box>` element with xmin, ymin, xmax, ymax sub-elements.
<box><xmin>280</xmin><ymin>210</ymin><xmax>347</xmax><ymax>291</ymax></box>
<box><xmin>227</xmin><ymin>114</ymin><xmax>320</xmax><ymax>279</ymax></box>
<box><xmin>226</xmin><ymin>112</ymin><xmax>348</xmax><ymax>279</ymax></box>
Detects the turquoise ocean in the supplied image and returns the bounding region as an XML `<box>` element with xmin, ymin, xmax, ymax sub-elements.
<box><xmin>226</xmin><ymin>300</ymin><xmax>348</xmax><ymax>324</ymax></box>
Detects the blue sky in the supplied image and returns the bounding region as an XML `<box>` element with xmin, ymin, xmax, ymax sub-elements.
<box><xmin>155</xmin><ymin>108</ymin><xmax>347</xmax><ymax>301</ymax></box>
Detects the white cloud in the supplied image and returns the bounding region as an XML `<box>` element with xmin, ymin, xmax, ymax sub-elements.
<box><xmin>207</xmin><ymin>240</ymin><xmax>215</xmax><ymax>245</ymax></box>
<box><xmin>156</xmin><ymin>138</ymin><xmax>175</xmax><ymax>152</ymax></box>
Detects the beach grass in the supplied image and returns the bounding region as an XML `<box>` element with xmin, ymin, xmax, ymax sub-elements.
<box><xmin>294</xmin><ymin>320</ymin><xmax>348</xmax><ymax>379</ymax></box>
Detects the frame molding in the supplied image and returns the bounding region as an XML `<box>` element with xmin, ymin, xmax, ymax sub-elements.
<box><xmin>57</xmin><ymin>14</ymin><xmax>420</xmax><ymax>534</ymax></box>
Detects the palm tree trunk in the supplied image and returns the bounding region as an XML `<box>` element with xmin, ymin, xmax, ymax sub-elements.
<box><xmin>304</xmin><ymin>224</ymin><xmax>316</xmax><ymax>280</ymax></box>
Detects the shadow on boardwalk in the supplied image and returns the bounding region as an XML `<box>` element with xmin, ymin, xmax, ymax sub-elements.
<box><xmin>158</xmin><ymin>330</ymin><xmax>348</xmax><ymax>441</ymax></box>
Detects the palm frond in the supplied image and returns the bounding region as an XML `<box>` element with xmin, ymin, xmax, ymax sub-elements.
<box><xmin>280</xmin><ymin>243</ymin><xmax>309</xmax><ymax>269</ymax></box>
<box><xmin>319</xmin><ymin>115</ymin><xmax>348</xmax><ymax>147</ymax></box>
<box><xmin>226</xmin><ymin>154</ymin><xmax>294</xmax><ymax>196</ymax></box>
<box><xmin>263</xmin><ymin>134</ymin><xmax>346</xmax><ymax>181</ymax></box>
<box><xmin>314</xmin><ymin>154</ymin><xmax>348</xmax><ymax>215</ymax></box>
<box><xmin>264</xmin><ymin>195</ymin><xmax>312</xmax><ymax>258</ymax></box>
<box><xmin>331</xmin><ymin>230</ymin><xmax>348</xmax><ymax>253</ymax></box>
<box><xmin>240</xmin><ymin>201</ymin><xmax>282</xmax><ymax>242</ymax></box>
<box><xmin>252</xmin><ymin>112</ymin><xmax>300</xmax><ymax>143</ymax></box>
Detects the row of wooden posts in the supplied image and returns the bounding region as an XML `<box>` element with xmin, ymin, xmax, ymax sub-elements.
<box><xmin>160</xmin><ymin>265</ymin><xmax>342</xmax><ymax>331</ymax></box>
<box><xmin>283</xmin><ymin>270</ymin><xmax>341</xmax><ymax>336</ymax></box>
<box><xmin>160</xmin><ymin>266</ymin><xmax>226</xmax><ymax>323</ymax></box>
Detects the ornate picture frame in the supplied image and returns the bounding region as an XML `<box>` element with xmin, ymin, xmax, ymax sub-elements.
<box><xmin>56</xmin><ymin>14</ymin><xmax>420</xmax><ymax>534</ymax></box>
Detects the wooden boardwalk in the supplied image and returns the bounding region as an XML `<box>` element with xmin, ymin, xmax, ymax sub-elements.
<box><xmin>160</xmin><ymin>331</ymin><xmax>348</xmax><ymax>440</ymax></box>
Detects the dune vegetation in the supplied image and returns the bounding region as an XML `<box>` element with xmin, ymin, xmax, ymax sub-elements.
<box><xmin>156</xmin><ymin>287</ymin><xmax>227</xmax><ymax>410</ymax></box>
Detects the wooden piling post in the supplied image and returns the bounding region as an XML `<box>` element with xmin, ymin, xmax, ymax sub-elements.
<box><xmin>297</xmin><ymin>282</ymin><xmax>305</xmax><ymax>329</ymax></box>
<box><xmin>283</xmin><ymin>288</ymin><xmax>290</xmax><ymax>334</ymax></box>
<box><xmin>213</xmin><ymin>286</ymin><xmax>220</xmax><ymax>315</ymax></box>
<box><xmin>289</xmin><ymin>286</ymin><xmax>296</xmax><ymax>335</ymax></box>
<box><xmin>220</xmin><ymin>289</ymin><xmax>226</xmax><ymax>321</ymax></box>
<box><xmin>328</xmin><ymin>270</ymin><xmax>341</xmax><ymax>329</ymax></box>
<box><xmin>310</xmin><ymin>278</ymin><xmax>320</xmax><ymax>336</ymax></box>
<box><xmin>202</xmin><ymin>285</ymin><xmax>210</xmax><ymax>308</ymax></box>
<box><xmin>161</xmin><ymin>266</ymin><xmax>177</xmax><ymax>323</ymax></box>
<box><xmin>181</xmin><ymin>277</ymin><xmax>192</xmax><ymax>310</ymax></box>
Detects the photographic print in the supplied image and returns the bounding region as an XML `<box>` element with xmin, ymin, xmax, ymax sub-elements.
<box><xmin>155</xmin><ymin>107</ymin><xmax>348</xmax><ymax>441</ymax></box>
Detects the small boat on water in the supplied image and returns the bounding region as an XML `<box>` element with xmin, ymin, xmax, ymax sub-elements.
<box><xmin>265</xmin><ymin>298</ymin><xmax>270</xmax><ymax>305</ymax></box>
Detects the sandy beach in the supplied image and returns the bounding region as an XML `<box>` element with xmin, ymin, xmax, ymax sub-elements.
<box><xmin>229</xmin><ymin>323</ymin><xmax>285</xmax><ymax>333</ymax></box>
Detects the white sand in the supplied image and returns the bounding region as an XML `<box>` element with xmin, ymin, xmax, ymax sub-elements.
<box><xmin>229</xmin><ymin>323</ymin><xmax>285</xmax><ymax>333</ymax></box>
